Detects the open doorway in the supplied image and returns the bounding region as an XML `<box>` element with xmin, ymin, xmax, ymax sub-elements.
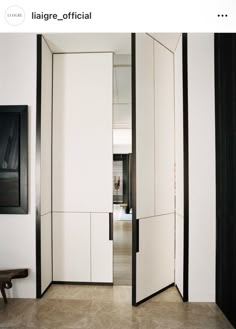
<box><xmin>36</xmin><ymin>32</ymin><xmax>187</xmax><ymax>307</ymax></box>
<box><xmin>37</xmin><ymin>33</ymin><xmax>134</xmax><ymax>300</ymax></box>
<box><xmin>112</xmin><ymin>55</ymin><xmax>132</xmax><ymax>286</ymax></box>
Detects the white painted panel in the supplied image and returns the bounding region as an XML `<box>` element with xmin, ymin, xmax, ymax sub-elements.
<box><xmin>136</xmin><ymin>33</ymin><xmax>155</xmax><ymax>219</ymax></box>
<box><xmin>41</xmin><ymin>213</ymin><xmax>52</xmax><ymax>292</ymax></box>
<box><xmin>53</xmin><ymin>213</ymin><xmax>90</xmax><ymax>281</ymax></box>
<box><xmin>91</xmin><ymin>213</ymin><xmax>113</xmax><ymax>282</ymax></box>
<box><xmin>40</xmin><ymin>38</ymin><xmax>53</xmax><ymax>293</ymax></box>
<box><xmin>136</xmin><ymin>214</ymin><xmax>175</xmax><ymax>302</ymax></box>
<box><xmin>0</xmin><ymin>33</ymin><xmax>37</xmax><ymax>298</ymax></box>
<box><xmin>41</xmin><ymin>38</ymin><xmax>52</xmax><ymax>216</ymax></box>
<box><xmin>174</xmin><ymin>37</ymin><xmax>184</xmax><ymax>296</ymax></box>
<box><xmin>188</xmin><ymin>33</ymin><xmax>216</xmax><ymax>302</ymax></box>
<box><xmin>53</xmin><ymin>53</ymin><xmax>113</xmax><ymax>213</ymax></box>
<box><xmin>175</xmin><ymin>214</ymin><xmax>184</xmax><ymax>295</ymax></box>
<box><xmin>154</xmin><ymin>42</ymin><xmax>175</xmax><ymax>215</ymax></box>
<box><xmin>175</xmin><ymin>37</ymin><xmax>184</xmax><ymax>217</ymax></box>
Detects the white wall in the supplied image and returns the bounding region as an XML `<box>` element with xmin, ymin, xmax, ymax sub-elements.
<box><xmin>40</xmin><ymin>37</ymin><xmax>53</xmax><ymax>293</ymax></box>
<box><xmin>113</xmin><ymin>128</ymin><xmax>132</xmax><ymax>154</ymax></box>
<box><xmin>174</xmin><ymin>36</ymin><xmax>184</xmax><ymax>296</ymax></box>
<box><xmin>0</xmin><ymin>34</ymin><xmax>37</xmax><ymax>298</ymax></box>
<box><xmin>188</xmin><ymin>33</ymin><xmax>216</xmax><ymax>302</ymax></box>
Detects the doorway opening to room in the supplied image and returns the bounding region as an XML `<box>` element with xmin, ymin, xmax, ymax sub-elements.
<box><xmin>36</xmin><ymin>32</ymin><xmax>188</xmax><ymax>307</ymax></box>
<box><xmin>112</xmin><ymin>55</ymin><xmax>132</xmax><ymax>287</ymax></box>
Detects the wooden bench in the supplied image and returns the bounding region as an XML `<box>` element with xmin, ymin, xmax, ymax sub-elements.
<box><xmin>0</xmin><ymin>269</ymin><xmax>28</xmax><ymax>303</ymax></box>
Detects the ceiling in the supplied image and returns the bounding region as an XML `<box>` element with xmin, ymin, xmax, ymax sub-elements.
<box><xmin>44</xmin><ymin>33</ymin><xmax>181</xmax><ymax>54</ymax></box>
<box><xmin>44</xmin><ymin>33</ymin><xmax>131</xmax><ymax>54</ymax></box>
<box><xmin>148</xmin><ymin>33</ymin><xmax>181</xmax><ymax>52</ymax></box>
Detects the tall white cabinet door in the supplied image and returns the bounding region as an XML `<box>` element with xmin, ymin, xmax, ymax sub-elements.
<box><xmin>91</xmin><ymin>213</ymin><xmax>113</xmax><ymax>283</ymax></box>
<box><xmin>53</xmin><ymin>213</ymin><xmax>91</xmax><ymax>282</ymax></box>
<box><xmin>174</xmin><ymin>36</ymin><xmax>184</xmax><ymax>297</ymax></box>
<box><xmin>154</xmin><ymin>42</ymin><xmax>175</xmax><ymax>215</ymax></box>
<box><xmin>40</xmin><ymin>37</ymin><xmax>53</xmax><ymax>294</ymax></box>
<box><xmin>53</xmin><ymin>53</ymin><xmax>113</xmax><ymax>213</ymax></box>
<box><xmin>134</xmin><ymin>34</ymin><xmax>175</xmax><ymax>304</ymax></box>
<box><xmin>136</xmin><ymin>34</ymin><xmax>155</xmax><ymax>219</ymax></box>
<box><xmin>53</xmin><ymin>52</ymin><xmax>113</xmax><ymax>283</ymax></box>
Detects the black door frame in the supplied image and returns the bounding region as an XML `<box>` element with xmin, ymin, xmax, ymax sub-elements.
<box><xmin>36</xmin><ymin>32</ymin><xmax>189</xmax><ymax>304</ymax></box>
<box><xmin>131</xmin><ymin>33</ymin><xmax>189</xmax><ymax>306</ymax></box>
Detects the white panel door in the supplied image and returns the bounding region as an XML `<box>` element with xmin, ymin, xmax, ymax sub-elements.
<box><xmin>41</xmin><ymin>213</ymin><xmax>52</xmax><ymax>292</ymax></box>
<box><xmin>174</xmin><ymin>36</ymin><xmax>184</xmax><ymax>297</ymax></box>
<box><xmin>53</xmin><ymin>53</ymin><xmax>113</xmax><ymax>213</ymax></box>
<box><xmin>53</xmin><ymin>213</ymin><xmax>90</xmax><ymax>282</ymax></box>
<box><xmin>134</xmin><ymin>34</ymin><xmax>175</xmax><ymax>304</ymax></box>
<box><xmin>91</xmin><ymin>213</ymin><xmax>113</xmax><ymax>283</ymax></box>
<box><xmin>154</xmin><ymin>42</ymin><xmax>175</xmax><ymax>215</ymax></box>
<box><xmin>136</xmin><ymin>215</ymin><xmax>175</xmax><ymax>301</ymax></box>
<box><xmin>40</xmin><ymin>38</ymin><xmax>52</xmax><ymax>294</ymax></box>
<box><xmin>136</xmin><ymin>33</ymin><xmax>155</xmax><ymax>219</ymax></box>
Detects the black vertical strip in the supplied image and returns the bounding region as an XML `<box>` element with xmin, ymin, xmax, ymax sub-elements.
<box><xmin>136</xmin><ymin>219</ymin><xmax>139</xmax><ymax>253</ymax></box>
<box><xmin>215</xmin><ymin>33</ymin><xmax>236</xmax><ymax>328</ymax></box>
<box><xmin>128</xmin><ymin>153</ymin><xmax>132</xmax><ymax>211</ymax></box>
<box><xmin>182</xmin><ymin>33</ymin><xmax>189</xmax><ymax>303</ymax></box>
<box><xmin>131</xmin><ymin>33</ymin><xmax>137</xmax><ymax>306</ymax></box>
<box><xmin>51</xmin><ymin>53</ymin><xmax>54</xmax><ymax>282</ymax></box>
<box><xmin>19</xmin><ymin>108</ymin><xmax>28</xmax><ymax>213</ymax></box>
<box><xmin>109</xmin><ymin>213</ymin><xmax>113</xmax><ymax>240</ymax></box>
<box><xmin>36</xmin><ymin>34</ymin><xmax>42</xmax><ymax>298</ymax></box>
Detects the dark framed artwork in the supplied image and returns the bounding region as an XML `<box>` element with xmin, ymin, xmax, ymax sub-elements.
<box><xmin>113</xmin><ymin>154</ymin><xmax>132</xmax><ymax>213</ymax></box>
<box><xmin>0</xmin><ymin>105</ymin><xmax>28</xmax><ymax>214</ymax></box>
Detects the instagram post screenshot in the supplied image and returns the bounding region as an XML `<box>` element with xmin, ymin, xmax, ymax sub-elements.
<box><xmin>0</xmin><ymin>0</ymin><xmax>236</xmax><ymax>328</ymax></box>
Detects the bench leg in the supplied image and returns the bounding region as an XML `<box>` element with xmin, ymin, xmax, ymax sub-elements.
<box><xmin>0</xmin><ymin>283</ymin><xmax>7</xmax><ymax>303</ymax></box>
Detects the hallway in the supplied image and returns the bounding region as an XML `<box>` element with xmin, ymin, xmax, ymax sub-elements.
<box><xmin>113</xmin><ymin>208</ymin><xmax>132</xmax><ymax>286</ymax></box>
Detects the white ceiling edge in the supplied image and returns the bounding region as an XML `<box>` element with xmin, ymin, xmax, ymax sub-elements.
<box><xmin>148</xmin><ymin>33</ymin><xmax>181</xmax><ymax>52</ymax></box>
<box><xmin>43</xmin><ymin>33</ymin><xmax>131</xmax><ymax>54</ymax></box>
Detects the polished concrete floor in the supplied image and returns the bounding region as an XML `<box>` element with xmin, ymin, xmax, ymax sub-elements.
<box><xmin>0</xmin><ymin>285</ymin><xmax>233</xmax><ymax>329</ymax></box>
<box><xmin>113</xmin><ymin>219</ymin><xmax>132</xmax><ymax>286</ymax></box>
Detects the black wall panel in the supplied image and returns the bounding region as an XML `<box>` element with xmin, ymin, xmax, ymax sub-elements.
<box><xmin>215</xmin><ymin>33</ymin><xmax>236</xmax><ymax>328</ymax></box>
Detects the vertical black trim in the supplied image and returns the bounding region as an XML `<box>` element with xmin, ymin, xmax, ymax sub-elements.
<box><xmin>131</xmin><ymin>33</ymin><xmax>137</xmax><ymax>306</ymax></box>
<box><xmin>20</xmin><ymin>108</ymin><xmax>28</xmax><ymax>214</ymax></box>
<box><xmin>136</xmin><ymin>219</ymin><xmax>139</xmax><ymax>253</ymax></box>
<box><xmin>36</xmin><ymin>34</ymin><xmax>42</xmax><ymax>298</ymax></box>
<box><xmin>109</xmin><ymin>213</ymin><xmax>113</xmax><ymax>241</ymax></box>
<box><xmin>51</xmin><ymin>53</ymin><xmax>54</xmax><ymax>282</ymax></box>
<box><xmin>182</xmin><ymin>33</ymin><xmax>189</xmax><ymax>303</ymax></box>
<box><xmin>128</xmin><ymin>153</ymin><xmax>132</xmax><ymax>211</ymax></box>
